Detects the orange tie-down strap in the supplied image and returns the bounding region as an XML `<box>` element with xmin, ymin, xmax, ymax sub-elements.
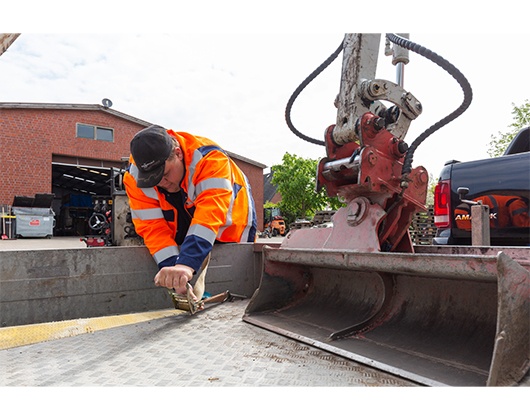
<box><xmin>169</xmin><ymin>253</ymin><xmax>247</xmax><ymax>314</ymax></box>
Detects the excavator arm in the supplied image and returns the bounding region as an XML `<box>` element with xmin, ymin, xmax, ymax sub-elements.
<box><xmin>0</xmin><ymin>33</ymin><xmax>20</xmax><ymax>57</ymax></box>
<box><xmin>244</xmin><ymin>33</ymin><xmax>529</xmax><ymax>387</ymax></box>
<box><xmin>288</xmin><ymin>33</ymin><xmax>428</xmax><ymax>253</ymax></box>
<box><xmin>331</xmin><ymin>33</ymin><xmax>421</xmax><ymax>147</ymax></box>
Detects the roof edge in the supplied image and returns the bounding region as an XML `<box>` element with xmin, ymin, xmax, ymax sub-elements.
<box><xmin>0</xmin><ymin>102</ymin><xmax>153</xmax><ymax>127</ymax></box>
<box><xmin>226</xmin><ymin>150</ymin><xmax>267</xmax><ymax>169</ymax></box>
<box><xmin>1</xmin><ymin>102</ymin><xmax>268</xmax><ymax>169</ymax></box>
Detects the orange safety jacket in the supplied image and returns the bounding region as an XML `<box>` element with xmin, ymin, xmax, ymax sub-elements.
<box><xmin>123</xmin><ymin>130</ymin><xmax>257</xmax><ymax>272</ymax></box>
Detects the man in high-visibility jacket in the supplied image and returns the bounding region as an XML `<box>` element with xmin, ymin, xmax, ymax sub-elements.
<box><xmin>123</xmin><ymin>125</ymin><xmax>257</xmax><ymax>300</ymax></box>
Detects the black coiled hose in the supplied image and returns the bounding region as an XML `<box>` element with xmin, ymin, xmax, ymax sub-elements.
<box><xmin>385</xmin><ymin>33</ymin><xmax>473</xmax><ymax>177</ymax></box>
<box><xmin>285</xmin><ymin>34</ymin><xmax>473</xmax><ymax>179</ymax></box>
<box><xmin>284</xmin><ymin>41</ymin><xmax>344</xmax><ymax>146</ymax></box>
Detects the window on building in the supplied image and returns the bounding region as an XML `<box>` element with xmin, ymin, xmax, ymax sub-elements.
<box><xmin>96</xmin><ymin>127</ymin><xmax>113</xmax><ymax>141</ymax></box>
<box><xmin>77</xmin><ymin>123</ymin><xmax>95</xmax><ymax>139</ymax></box>
<box><xmin>76</xmin><ymin>123</ymin><xmax>114</xmax><ymax>142</ymax></box>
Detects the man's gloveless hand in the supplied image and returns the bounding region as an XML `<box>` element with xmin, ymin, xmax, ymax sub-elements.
<box><xmin>154</xmin><ymin>264</ymin><xmax>198</xmax><ymax>301</ymax></box>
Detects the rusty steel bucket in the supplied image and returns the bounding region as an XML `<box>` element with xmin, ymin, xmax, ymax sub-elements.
<box><xmin>243</xmin><ymin>242</ymin><xmax>530</xmax><ymax>386</ymax></box>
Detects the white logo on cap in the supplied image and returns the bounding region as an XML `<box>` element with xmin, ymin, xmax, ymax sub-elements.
<box><xmin>140</xmin><ymin>160</ymin><xmax>159</xmax><ymax>170</ymax></box>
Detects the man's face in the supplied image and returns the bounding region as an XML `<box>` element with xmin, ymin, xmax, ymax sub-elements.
<box><xmin>157</xmin><ymin>147</ymin><xmax>185</xmax><ymax>193</ymax></box>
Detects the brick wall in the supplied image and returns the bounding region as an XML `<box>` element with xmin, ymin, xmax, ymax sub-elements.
<box><xmin>0</xmin><ymin>108</ymin><xmax>143</xmax><ymax>205</ymax></box>
<box><xmin>0</xmin><ymin>106</ymin><xmax>265</xmax><ymax>230</ymax></box>
<box><xmin>230</xmin><ymin>158</ymin><xmax>264</xmax><ymax>232</ymax></box>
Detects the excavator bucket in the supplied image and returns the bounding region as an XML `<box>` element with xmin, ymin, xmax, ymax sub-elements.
<box><xmin>243</xmin><ymin>110</ymin><xmax>529</xmax><ymax>386</ymax></box>
<box><xmin>245</xmin><ymin>33</ymin><xmax>529</xmax><ymax>386</ymax></box>
<box><xmin>243</xmin><ymin>242</ymin><xmax>530</xmax><ymax>386</ymax></box>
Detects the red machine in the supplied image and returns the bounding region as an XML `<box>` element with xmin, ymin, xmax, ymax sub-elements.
<box><xmin>244</xmin><ymin>34</ymin><xmax>529</xmax><ymax>387</ymax></box>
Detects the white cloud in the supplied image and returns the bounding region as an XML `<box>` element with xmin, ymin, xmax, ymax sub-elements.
<box><xmin>1</xmin><ymin>32</ymin><xmax>528</xmax><ymax>178</ymax></box>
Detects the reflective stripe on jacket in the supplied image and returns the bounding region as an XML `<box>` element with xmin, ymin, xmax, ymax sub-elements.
<box><xmin>123</xmin><ymin>130</ymin><xmax>257</xmax><ymax>272</ymax></box>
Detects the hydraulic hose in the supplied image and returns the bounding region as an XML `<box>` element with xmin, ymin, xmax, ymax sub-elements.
<box><xmin>284</xmin><ymin>40</ymin><xmax>344</xmax><ymax>146</ymax></box>
<box><xmin>285</xmin><ymin>34</ymin><xmax>473</xmax><ymax>176</ymax></box>
<box><xmin>385</xmin><ymin>33</ymin><xmax>473</xmax><ymax>177</ymax></box>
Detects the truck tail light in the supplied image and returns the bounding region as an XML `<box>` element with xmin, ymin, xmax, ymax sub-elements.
<box><xmin>434</xmin><ymin>180</ymin><xmax>451</xmax><ymax>228</ymax></box>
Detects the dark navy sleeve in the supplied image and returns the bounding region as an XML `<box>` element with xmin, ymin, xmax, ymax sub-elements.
<box><xmin>174</xmin><ymin>235</ymin><xmax>213</xmax><ymax>273</ymax></box>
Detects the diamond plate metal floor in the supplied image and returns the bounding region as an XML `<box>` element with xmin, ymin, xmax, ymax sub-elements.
<box><xmin>0</xmin><ymin>300</ymin><xmax>414</xmax><ymax>387</ymax></box>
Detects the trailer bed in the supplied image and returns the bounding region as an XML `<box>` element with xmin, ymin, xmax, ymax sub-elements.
<box><xmin>1</xmin><ymin>299</ymin><xmax>414</xmax><ymax>387</ymax></box>
<box><xmin>1</xmin><ymin>240</ymin><xmax>528</xmax><ymax>388</ymax></box>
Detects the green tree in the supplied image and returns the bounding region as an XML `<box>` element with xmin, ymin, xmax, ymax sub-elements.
<box><xmin>426</xmin><ymin>173</ymin><xmax>436</xmax><ymax>206</ymax></box>
<box><xmin>487</xmin><ymin>100</ymin><xmax>530</xmax><ymax>157</ymax></box>
<box><xmin>271</xmin><ymin>153</ymin><xmax>343</xmax><ymax>222</ymax></box>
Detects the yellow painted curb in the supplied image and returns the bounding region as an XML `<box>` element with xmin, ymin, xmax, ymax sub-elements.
<box><xmin>0</xmin><ymin>309</ymin><xmax>186</xmax><ymax>350</ymax></box>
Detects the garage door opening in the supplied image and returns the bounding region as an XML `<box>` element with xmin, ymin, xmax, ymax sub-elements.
<box><xmin>51</xmin><ymin>158</ymin><xmax>125</xmax><ymax>237</ymax></box>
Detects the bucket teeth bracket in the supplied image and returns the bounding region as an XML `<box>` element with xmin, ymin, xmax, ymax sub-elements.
<box><xmin>329</xmin><ymin>274</ymin><xmax>395</xmax><ymax>341</ymax></box>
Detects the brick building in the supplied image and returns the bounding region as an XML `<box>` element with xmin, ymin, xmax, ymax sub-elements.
<box><xmin>263</xmin><ymin>171</ymin><xmax>281</xmax><ymax>205</ymax></box>
<box><xmin>0</xmin><ymin>102</ymin><xmax>266</xmax><ymax>235</ymax></box>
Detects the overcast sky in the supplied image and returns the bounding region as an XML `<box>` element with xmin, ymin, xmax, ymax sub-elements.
<box><xmin>1</xmin><ymin>4</ymin><xmax>529</xmax><ymax>183</ymax></box>
<box><xmin>1</xmin><ymin>0</ymin><xmax>527</xmax><ymax>413</ymax></box>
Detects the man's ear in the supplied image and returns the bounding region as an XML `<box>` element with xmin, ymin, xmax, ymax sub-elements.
<box><xmin>175</xmin><ymin>146</ymin><xmax>184</xmax><ymax>160</ymax></box>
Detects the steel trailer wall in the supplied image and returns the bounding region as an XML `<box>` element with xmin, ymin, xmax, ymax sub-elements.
<box><xmin>0</xmin><ymin>243</ymin><xmax>265</xmax><ymax>327</ymax></box>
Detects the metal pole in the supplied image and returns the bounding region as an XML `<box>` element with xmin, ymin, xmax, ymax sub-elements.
<box><xmin>471</xmin><ymin>204</ymin><xmax>491</xmax><ymax>246</ymax></box>
<box><xmin>392</xmin><ymin>33</ymin><xmax>409</xmax><ymax>87</ymax></box>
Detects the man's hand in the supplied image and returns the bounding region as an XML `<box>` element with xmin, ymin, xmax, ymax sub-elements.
<box><xmin>154</xmin><ymin>264</ymin><xmax>197</xmax><ymax>300</ymax></box>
